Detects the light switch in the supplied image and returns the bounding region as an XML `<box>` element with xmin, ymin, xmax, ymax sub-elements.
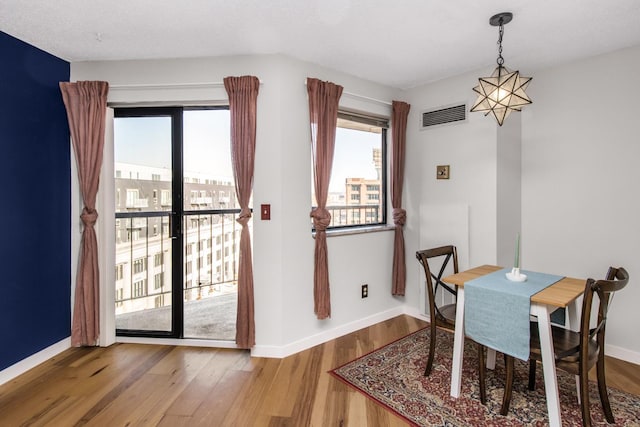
<box><xmin>261</xmin><ymin>204</ymin><xmax>271</xmax><ymax>220</ymax></box>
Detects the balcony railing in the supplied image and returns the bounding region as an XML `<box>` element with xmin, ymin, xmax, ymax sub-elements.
<box><xmin>313</xmin><ymin>204</ymin><xmax>382</xmax><ymax>228</ymax></box>
<box><xmin>114</xmin><ymin>208</ymin><xmax>248</xmax><ymax>338</ymax></box>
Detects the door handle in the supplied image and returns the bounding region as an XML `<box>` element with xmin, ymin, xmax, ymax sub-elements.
<box><xmin>168</xmin><ymin>212</ymin><xmax>179</xmax><ymax>239</ymax></box>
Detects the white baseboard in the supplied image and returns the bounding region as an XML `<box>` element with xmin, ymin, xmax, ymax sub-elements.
<box><xmin>403</xmin><ymin>306</ymin><xmax>429</xmax><ymax>321</ymax></box>
<box><xmin>0</xmin><ymin>338</ymin><xmax>71</xmax><ymax>387</ymax></box>
<box><xmin>116</xmin><ymin>336</ymin><xmax>239</xmax><ymax>349</ymax></box>
<box><xmin>251</xmin><ymin>307</ymin><xmax>406</xmax><ymax>358</ymax></box>
<box><xmin>3</xmin><ymin>312</ymin><xmax>637</xmax><ymax>383</ymax></box>
<box><xmin>606</xmin><ymin>343</ymin><xmax>640</xmax><ymax>365</ymax></box>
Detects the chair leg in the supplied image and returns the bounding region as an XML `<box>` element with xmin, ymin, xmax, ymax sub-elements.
<box><xmin>478</xmin><ymin>344</ymin><xmax>486</xmax><ymax>405</ymax></box>
<box><xmin>528</xmin><ymin>359</ymin><xmax>536</xmax><ymax>390</ymax></box>
<box><xmin>579</xmin><ymin>362</ymin><xmax>592</xmax><ymax>427</ymax></box>
<box><xmin>424</xmin><ymin>322</ymin><xmax>437</xmax><ymax>376</ymax></box>
<box><xmin>596</xmin><ymin>351</ymin><xmax>614</xmax><ymax>423</ymax></box>
<box><xmin>500</xmin><ymin>354</ymin><xmax>514</xmax><ymax>416</ymax></box>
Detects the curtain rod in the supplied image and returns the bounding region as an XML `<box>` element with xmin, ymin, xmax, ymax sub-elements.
<box><xmin>109</xmin><ymin>81</ymin><xmax>264</xmax><ymax>90</ymax></box>
<box><xmin>303</xmin><ymin>81</ymin><xmax>392</xmax><ymax>107</ymax></box>
<box><xmin>109</xmin><ymin>81</ymin><xmax>392</xmax><ymax>107</ymax></box>
<box><xmin>342</xmin><ymin>91</ymin><xmax>392</xmax><ymax>107</ymax></box>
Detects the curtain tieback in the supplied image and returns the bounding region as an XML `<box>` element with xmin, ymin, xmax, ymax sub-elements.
<box><xmin>393</xmin><ymin>208</ymin><xmax>406</xmax><ymax>226</ymax></box>
<box><xmin>80</xmin><ymin>207</ymin><xmax>98</xmax><ymax>227</ymax></box>
<box><xmin>310</xmin><ymin>207</ymin><xmax>331</xmax><ymax>232</ymax></box>
<box><xmin>237</xmin><ymin>207</ymin><xmax>252</xmax><ymax>226</ymax></box>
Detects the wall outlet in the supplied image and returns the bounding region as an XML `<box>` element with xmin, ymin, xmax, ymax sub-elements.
<box><xmin>361</xmin><ymin>284</ymin><xmax>368</xmax><ymax>298</ymax></box>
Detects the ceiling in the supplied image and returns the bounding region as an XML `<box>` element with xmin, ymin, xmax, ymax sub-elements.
<box><xmin>2</xmin><ymin>0</ymin><xmax>640</xmax><ymax>89</ymax></box>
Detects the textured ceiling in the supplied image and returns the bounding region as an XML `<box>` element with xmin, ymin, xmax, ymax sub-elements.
<box><xmin>2</xmin><ymin>0</ymin><xmax>640</xmax><ymax>89</ymax></box>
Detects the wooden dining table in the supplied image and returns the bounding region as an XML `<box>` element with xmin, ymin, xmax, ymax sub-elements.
<box><xmin>443</xmin><ymin>265</ymin><xmax>585</xmax><ymax>427</ymax></box>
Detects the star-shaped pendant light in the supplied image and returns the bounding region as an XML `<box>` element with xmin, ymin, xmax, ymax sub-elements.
<box><xmin>470</xmin><ymin>12</ymin><xmax>532</xmax><ymax>126</ymax></box>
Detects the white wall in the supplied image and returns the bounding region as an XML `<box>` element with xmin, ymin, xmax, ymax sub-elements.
<box><xmin>71</xmin><ymin>54</ymin><xmax>405</xmax><ymax>357</ymax></box>
<box><xmin>401</xmin><ymin>71</ymin><xmax>501</xmax><ymax>314</ymax></box>
<box><xmin>70</xmin><ymin>44</ymin><xmax>640</xmax><ymax>362</ymax></box>
<box><xmin>403</xmin><ymin>45</ymin><xmax>640</xmax><ymax>362</ymax></box>
<box><xmin>521</xmin><ymin>45</ymin><xmax>640</xmax><ymax>360</ymax></box>
<box><xmin>496</xmin><ymin>116</ymin><xmax>522</xmax><ymax>268</ymax></box>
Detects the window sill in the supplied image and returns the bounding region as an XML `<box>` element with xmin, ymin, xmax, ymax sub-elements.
<box><xmin>312</xmin><ymin>224</ymin><xmax>396</xmax><ymax>238</ymax></box>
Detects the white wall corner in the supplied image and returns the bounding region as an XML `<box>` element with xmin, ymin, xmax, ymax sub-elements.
<box><xmin>98</xmin><ymin>108</ymin><xmax>116</xmax><ymax>347</ymax></box>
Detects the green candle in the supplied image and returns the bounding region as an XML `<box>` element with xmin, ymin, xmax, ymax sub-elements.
<box><xmin>514</xmin><ymin>233</ymin><xmax>520</xmax><ymax>268</ymax></box>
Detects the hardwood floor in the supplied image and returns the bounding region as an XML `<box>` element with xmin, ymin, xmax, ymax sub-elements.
<box><xmin>1</xmin><ymin>315</ymin><xmax>638</xmax><ymax>426</ymax></box>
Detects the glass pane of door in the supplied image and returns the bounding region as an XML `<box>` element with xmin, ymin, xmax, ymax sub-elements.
<box><xmin>182</xmin><ymin>109</ymin><xmax>239</xmax><ymax>340</ymax></box>
<box><xmin>114</xmin><ymin>116</ymin><xmax>173</xmax><ymax>332</ymax></box>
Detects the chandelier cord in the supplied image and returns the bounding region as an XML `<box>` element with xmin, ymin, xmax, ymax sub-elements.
<box><xmin>496</xmin><ymin>18</ymin><xmax>505</xmax><ymax>66</ymax></box>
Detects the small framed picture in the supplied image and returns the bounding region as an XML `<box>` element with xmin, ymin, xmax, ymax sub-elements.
<box><xmin>437</xmin><ymin>165</ymin><xmax>450</xmax><ymax>180</ymax></box>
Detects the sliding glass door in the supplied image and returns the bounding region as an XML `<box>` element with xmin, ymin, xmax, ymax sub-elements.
<box><xmin>113</xmin><ymin>107</ymin><xmax>241</xmax><ymax>340</ymax></box>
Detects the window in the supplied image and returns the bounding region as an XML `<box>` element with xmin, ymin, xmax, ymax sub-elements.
<box><xmin>154</xmin><ymin>253</ymin><xmax>163</xmax><ymax>267</ymax></box>
<box><xmin>154</xmin><ymin>273</ymin><xmax>164</xmax><ymax>289</ymax></box>
<box><xmin>115</xmin><ymin>288</ymin><xmax>124</xmax><ymax>307</ymax></box>
<box><xmin>160</xmin><ymin>189</ymin><xmax>171</xmax><ymax>206</ymax></box>
<box><xmin>115</xmin><ymin>264</ymin><xmax>124</xmax><ymax>281</ymax></box>
<box><xmin>133</xmin><ymin>280</ymin><xmax>146</xmax><ymax>298</ymax></box>
<box><xmin>133</xmin><ymin>258</ymin><xmax>147</xmax><ymax>274</ymax></box>
<box><xmin>126</xmin><ymin>189</ymin><xmax>138</xmax><ymax>207</ymax></box>
<box><xmin>312</xmin><ymin>111</ymin><xmax>387</xmax><ymax>229</ymax></box>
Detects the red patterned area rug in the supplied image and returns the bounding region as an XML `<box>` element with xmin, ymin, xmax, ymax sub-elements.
<box><xmin>330</xmin><ymin>327</ymin><xmax>640</xmax><ymax>426</ymax></box>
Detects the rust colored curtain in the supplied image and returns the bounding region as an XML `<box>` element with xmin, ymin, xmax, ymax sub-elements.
<box><xmin>391</xmin><ymin>100</ymin><xmax>411</xmax><ymax>296</ymax></box>
<box><xmin>59</xmin><ymin>81</ymin><xmax>109</xmax><ymax>346</ymax></box>
<box><xmin>307</xmin><ymin>77</ymin><xmax>343</xmax><ymax>319</ymax></box>
<box><xmin>224</xmin><ymin>76</ymin><xmax>259</xmax><ymax>348</ymax></box>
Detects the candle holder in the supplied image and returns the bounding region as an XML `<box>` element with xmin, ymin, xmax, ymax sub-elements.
<box><xmin>506</xmin><ymin>267</ymin><xmax>527</xmax><ymax>282</ymax></box>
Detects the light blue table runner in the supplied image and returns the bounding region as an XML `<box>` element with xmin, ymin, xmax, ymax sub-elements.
<box><xmin>464</xmin><ymin>268</ymin><xmax>564</xmax><ymax>360</ymax></box>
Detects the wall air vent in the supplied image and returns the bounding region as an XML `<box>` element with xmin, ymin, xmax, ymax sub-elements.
<box><xmin>421</xmin><ymin>104</ymin><xmax>467</xmax><ymax>129</ymax></box>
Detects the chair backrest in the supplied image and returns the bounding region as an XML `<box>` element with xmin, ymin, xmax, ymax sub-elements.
<box><xmin>578</xmin><ymin>266</ymin><xmax>629</xmax><ymax>360</ymax></box>
<box><xmin>415</xmin><ymin>245</ymin><xmax>459</xmax><ymax>320</ymax></box>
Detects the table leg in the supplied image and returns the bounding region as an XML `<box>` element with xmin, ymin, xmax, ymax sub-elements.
<box><xmin>567</xmin><ymin>299</ymin><xmax>580</xmax><ymax>331</ymax></box>
<box><xmin>486</xmin><ymin>348</ymin><xmax>496</xmax><ymax>370</ymax></box>
<box><xmin>531</xmin><ymin>303</ymin><xmax>562</xmax><ymax>427</ymax></box>
<box><xmin>450</xmin><ymin>287</ymin><xmax>465</xmax><ymax>397</ymax></box>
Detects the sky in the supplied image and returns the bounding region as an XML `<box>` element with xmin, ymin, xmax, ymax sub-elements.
<box><xmin>114</xmin><ymin>109</ymin><xmax>233</xmax><ymax>181</ymax></box>
<box><xmin>330</xmin><ymin>127</ymin><xmax>380</xmax><ymax>192</ymax></box>
<box><xmin>114</xmin><ymin>109</ymin><xmax>380</xmax><ymax>194</ymax></box>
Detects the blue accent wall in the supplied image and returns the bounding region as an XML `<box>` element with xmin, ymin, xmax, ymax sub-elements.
<box><xmin>0</xmin><ymin>32</ymin><xmax>70</xmax><ymax>371</ymax></box>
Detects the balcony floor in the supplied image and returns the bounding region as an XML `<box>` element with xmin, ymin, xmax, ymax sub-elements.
<box><xmin>116</xmin><ymin>291</ymin><xmax>237</xmax><ymax>341</ymax></box>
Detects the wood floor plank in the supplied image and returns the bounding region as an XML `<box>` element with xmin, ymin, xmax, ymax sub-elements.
<box><xmin>0</xmin><ymin>315</ymin><xmax>637</xmax><ymax>426</ymax></box>
<box><xmin>164</xmin><ymin>348</ymin><xmax>249</xmax><ymax>417</ymax></box>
